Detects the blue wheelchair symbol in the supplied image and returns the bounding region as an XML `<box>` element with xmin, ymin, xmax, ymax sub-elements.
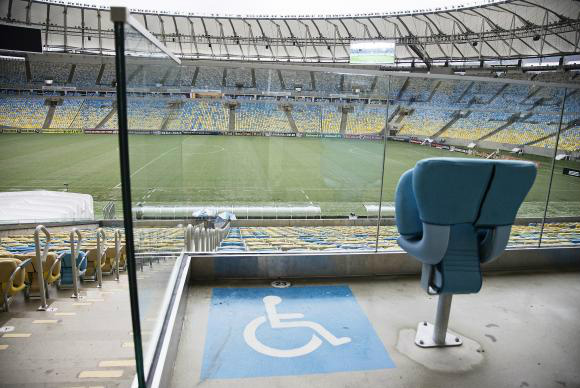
<box><xmin>201</xmin><ymin>285</ymin><xmax>395</xmax><ymax>379</ymax></box>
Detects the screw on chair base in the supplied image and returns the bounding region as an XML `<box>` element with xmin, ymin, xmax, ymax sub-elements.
<box><xmin>415</xmin><ymin>321</ymin><xmax>462</xmax><ymax>348</ymax></box>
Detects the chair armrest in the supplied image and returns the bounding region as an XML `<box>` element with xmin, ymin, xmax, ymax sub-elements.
<box><xmin>48</xmin><ymin>255</ymin><xmax>61</xmax><ymax>277</ymax></box>
<box><xmin>77</xmin><ymin>252</ymin><xmax>88</xmax><ymax>270</ymax></box>
<box><xmin>394</xmin><ymin>169</ymin><xmax>423</xmax><ymax>239</ymax></box>
<box><xmin>397</xmin><ymin>223</ymin><xmax>450</xmax><ymax>265</ymax></box>
<box><xmin>9</xmin><ymin>259</ymin><xmax>32</xmax><ymax>286</ymax></box>
<box><xmin>479</xmin><ymin>225</ymin><xmax>512</xmax><ymax>264</ymax></box>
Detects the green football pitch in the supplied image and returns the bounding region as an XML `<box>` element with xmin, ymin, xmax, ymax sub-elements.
<box><xmin>1</xmin><ymin>133</ymin><xmax>578</xmax><ymax>217</ymax></box>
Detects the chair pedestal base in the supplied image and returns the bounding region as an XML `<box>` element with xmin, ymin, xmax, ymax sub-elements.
<box><xmin>415</xmin><ymin>322</ymin><xmax>462</xmax><ymax>348</ymax></box>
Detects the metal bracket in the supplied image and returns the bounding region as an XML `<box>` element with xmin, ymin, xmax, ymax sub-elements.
<box><xmin>415</xmin><ymin>321</ymin><xmax>462</xmax><ymax>348</ymax></box>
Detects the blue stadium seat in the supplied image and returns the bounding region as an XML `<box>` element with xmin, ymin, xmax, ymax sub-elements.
<box><xmin>395</xmin><ymin>157</ymin><xmax>536</xmax><ymax>347</ymax></box>
<box><xmin>58</xmin><ymin>251</ymin><xmax>87</xmax><ymax>289</ymax></box>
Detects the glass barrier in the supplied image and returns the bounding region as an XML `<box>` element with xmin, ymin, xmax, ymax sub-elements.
<box><xmin>119</xmin><ymin>22</ymin><xmax>186</xmax><ymax>383</ymax></box>
<box><xmin>542</xmin><ymin>87</ymin><xmax>580</xmax><ymax>247</ymax></box>
<box><xmin>107</xmin><ymin>12</ymin><xmax>578</xmax><ymax>388</ymax></box>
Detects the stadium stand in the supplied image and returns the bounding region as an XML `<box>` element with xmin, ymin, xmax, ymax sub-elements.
<box><xmin>314</xmin><ymin>72</ymin><xmax>341</xmax><ymax>93</ymax></box>
<box><xmin>0</xmin><ymin>97</ymin><xmax>48</xmax><ymax>128</ymax></box>
<box><xmin>69</xmin><ymin>99</ymin><xmax>115</xmax><ymax>129</ymax></box>
<box><xmin>215</xmin><ymin>222</ymin><xmax>580</xmax><ymax>253</ymax></box>
<box><xmin>50</xmin><ymin>99</ymin><xmax>84</xmax><ymax>128</ymax></box>
<box><xmin>281</xmin><ymin>70</ymin><xmax>312</xmax><ymax>90</ymax></box>
<box><xmin>346</xmin><ymin>106</ymin><xmax>385</xmax><ymax>134</ymax></box>
<box><xmin>236</xmin><ymin>102</ymin><xmax>292</xmax><ymax>133</ymax></box>
<box><xmin>254</xmin><ymin>68</ymin><xmax>282</xmax><ymax>91</ymax></box>
<box><xmin>195</xmin><ymin>67</ymin><xmax>223</xmax><ymax>89</ymax></box>
<box><xmin>191</xmin><ymin>100</ymin><xmax>228</xmax><ymax>131</ymax></box>
<box><xmin>1</xmin><ymin>61</ymin><xmax>579</xmax><ymax>151</ymax></box>
<box><xmin>72</xmin><ymin>63</ymin><xmax>101</xmax><ymax>86</ymax></box>
<box><xmin>292</xmin><ymin>103</ymin><xmax>322</xmax><ymax>132</ymax></box>
<box><xmin>126</xmin><ymin>99</ymin><xmax>168</xmax><ymax>130</ymax></box>
<box><xmin>443</xmin><ymin>111</ymin><xmax>507</xmax><ymax>140</ymax></box>
<box><xmin>30</xmin><ymin>61</ymin><xmax>71</xmax><ymax>84</ymax></box>
<box><xmin>0</xmin><ymin>57</ymin><xmax>27</xmax><ymax>85</ymax></box>
<box><xmin>225</xmin><ymin>68</ymin><xmax>253</xmax><ymax>88</ymax></box>
<box><xmin>321</xmin><ymin>105</ymin><xmax>342</xmax><ymax>133</ymax></box>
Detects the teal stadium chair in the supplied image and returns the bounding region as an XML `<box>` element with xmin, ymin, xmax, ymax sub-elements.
<box><xmin>395</xmin><ymin>158</ymin><xmax>536</xmax><ymax>347</ymax></box>
<box><xmin>58</xmin><ymin>251</ymin><xmax>87</xmax><ymax>289</ymax></box>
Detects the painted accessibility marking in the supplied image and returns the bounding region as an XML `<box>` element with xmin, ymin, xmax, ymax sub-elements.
<box><xmin>201</xmin><ymin>285</ymin><xmax>394</xmax><ymax>379</ymax></box>
<box><xmin>243</xmin><ymin>295</ymin><xmax>351</xmax><ymax>358</ymax></box>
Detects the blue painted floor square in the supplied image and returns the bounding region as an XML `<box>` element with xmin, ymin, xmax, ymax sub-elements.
<box><xmin>201</xmin><ymin>285</ymin><xmax>395</xmax><ymax>379</ymax></box>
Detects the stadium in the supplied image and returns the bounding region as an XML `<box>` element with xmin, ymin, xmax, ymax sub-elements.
<box><xmin>0</xmin><ymin>0</ymin><xmax>579</xmax><ymax>387</ymax></box>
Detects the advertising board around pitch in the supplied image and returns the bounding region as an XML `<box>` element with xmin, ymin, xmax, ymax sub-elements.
<box><xmin>200</xmin><ymin>285</ymin><xmax>395</xmax><ymax>379</ymax></box>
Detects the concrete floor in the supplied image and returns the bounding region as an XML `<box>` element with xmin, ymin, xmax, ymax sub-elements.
<box><xmin>172</xmin><ymin>272</ymin><xmax>580</xmax><ymax>388</ymax></box>
<box><xmin>0</xmin><ymin>256</ymin><xmax>176</xmax><ymax>388</ymax></box>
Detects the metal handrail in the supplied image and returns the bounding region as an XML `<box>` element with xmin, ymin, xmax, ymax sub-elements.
<box><xmin>69</xmin><ymin>228</ymin><xmax>83</xmax><ymax>298</ymax></box>
<box><xmin>3</xmin><ymin>258</ymin><xmax>32</xmax><ymax>312</ymax></box>
<box><xmin>33</xmin><ymin>225</ymin><xmax>50</xmax><ymax>311</ymax></box>
<box><xmin>185</xmin><ymin>224</ymin><xmax>194</xmax><ymax>252</ymax></box>
<box><xmin>96</xmin><ymin>228</ymin><xmax>107</xmax><ymax>288</ymax></box>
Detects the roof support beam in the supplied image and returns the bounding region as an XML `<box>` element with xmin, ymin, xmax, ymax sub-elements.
<box><xmin>63</xmin><ymin>5</ymin><xmax>67</xmax><ymax>52</ymax></box>
<box><xmin>44</xmin><ymin>4</ymin><xmax>50</xmax><ymax>51</ymax></box>
<box><xmin>173</xmin><ymin>16</ymin><xmax>183</xmax><ymax>57</ymax></box>
<box><xmin>97</xmin><ymin>9</ymin><xmax>102</xmax><ymax>55</ymax></box>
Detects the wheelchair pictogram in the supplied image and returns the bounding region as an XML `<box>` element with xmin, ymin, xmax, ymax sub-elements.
<box><xmin>243</xmin><ymin>295</ymin><xmax>352</xmax><ymax>358</ymax></box>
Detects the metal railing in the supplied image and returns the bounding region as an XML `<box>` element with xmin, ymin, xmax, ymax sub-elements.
<box><xmin>184</xmin><ymin>223</ymin><xmax>230</xmax><ymax>252</ymax></box>
<box><xmin>95</xmin><ymin>228</ymin><xmax>107</xmax><ymax>288</ymax></box>
<box><xmin>33</xmin><ymin>225</ymin><xmax>51</xmax><ymax>311</ymax></box>
<box><xmin>69</xmin><ymin>228</ymin><xmax>83</xmax><ymax>298</ymax></box>
<box><xmin>103</xmin><ymin>201</ymin><xmax>116</xmax><ymax>219</ymax></box>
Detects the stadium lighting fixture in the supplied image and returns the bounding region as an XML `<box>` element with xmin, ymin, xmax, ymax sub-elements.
<box><xmin>533</xmin><ymin>35</ymin><xmax>540</xmax><ymax>41</ymax></box>
<box><xmin>44</xmin><ymin>79</ymin><xmax>54</xmax><ymax>85</ymax></box>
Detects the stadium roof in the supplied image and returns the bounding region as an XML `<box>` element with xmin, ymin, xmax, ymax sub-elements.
<box><xmin>51</xmin><ymin>0</ymin><xmax>500</xmax><ymax>18</ymax></box>
<box><xmin>1</xmin><ymin>0</ymin><xmax>579</xmax><ymax>64</ymax></box>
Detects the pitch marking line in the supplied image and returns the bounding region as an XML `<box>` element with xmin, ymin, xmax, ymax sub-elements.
<box><xmin>112</xmin><ymin>146</ymin><xmax>179</xmax><ymax>189</ymax></box>
<box><xmin>300</xmin><ymin>189</ymin><xmax>313</xmax><ymax>205</ymax></box>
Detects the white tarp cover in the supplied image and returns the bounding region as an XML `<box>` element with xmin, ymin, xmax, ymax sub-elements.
<box><xmin>0</xmin><ymin>191</ymin><xmax>94</xmax><ymax>224</ymax></box>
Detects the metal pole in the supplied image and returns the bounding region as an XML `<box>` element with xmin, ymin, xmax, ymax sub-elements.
<box><xmin>185</xmin><ymin>224</ymin><xmax>194</xmax><ymax>251</ymax></box>
<box><xmin>70</xmin><ymin>228</ymin><xmax>82</xmax><ymax>298</ymax></box>
<box><xmin>115</xmin><ymin>229</ymin><xmax>121</xmax><ymax>281</ymax></box>
<box><xmin>375</xmin><ymin>76</ymin><xmax>391</xmax><ymax>252</ymax></box>
<box><xmin>96</xmin><ymin>228</ymin><xmax>105</xmax><ymax>288</ymax></box>
<box><xmin>194</xmin><ymin>226</ymin><xmax>201</xmax><ymax>252</ymax></box>
<box><xmin>34</xmin><ymin>225</ymin><xmax>49</xmax><ymax>311</ymax></box>
<box><xmin>538</xmin><ymin>88</ymin><xmax>568</xmax><ymax>247</ymax></box>
<box><xmin>113</xmin><ymin>19</ymin><xmax>146</xmax><ymax>388</ymax></box>
<box><xmin>433</xmin><ymin>294</ymin><xmax>453</xmax><ymax>344</ymax></box>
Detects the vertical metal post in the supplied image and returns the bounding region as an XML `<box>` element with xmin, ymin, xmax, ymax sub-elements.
<box><xmin>433</xmin><ymin>294</ymin><xmax>453</xmax><ymax>344</ymax></box>
<box><xmin>96</xmin><ymin>228</ymin><xmax>105</xmax><ymax>288</ymax></box>
<box><xmin>70</xmin><ymin>228</ymin><xmax>82</xmax><ymax>298</ymax></box>
<box><xmin>113</xmin><ymin>18</ymin><xmax>146</xmax><ymax>388</ymax></box>
<box><xmin>115</xmin><ymin>229</ymin><xmax>121</xmax><ymax>281</ymax></box>
<box><xmin>194</xmin><ymin>226</ymin><xmax>201</xmax><ymax>252</ymax></box>
<box><xmin>375</xmin><ymin>76</ymin><xmax>391</xmax><ymax>252</ymax></box>
<box><xmin>185</xmin><ymin>224</ymin><xmax>194</xmax><ymax>251</ymax></box>
<box><xmin>34</xmin><ymin>225</ymin><xmax>49</xmax><ymax>311</ymax></box>
<box><xmin>539</xmin><ymin>87</ymin><xmax>568</xmax><ymax>246</ymax></box>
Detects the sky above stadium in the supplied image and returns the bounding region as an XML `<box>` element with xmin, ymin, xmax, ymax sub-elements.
<box><xmin>79</xmin><ymin>0</ymin><xmax>496</xmax><ymax>16</ymax></box>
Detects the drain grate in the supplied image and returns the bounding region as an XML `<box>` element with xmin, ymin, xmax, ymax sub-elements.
<box><xmin>271</xmin><ymin>280</ymin><xmax>291</xmax><ymax>288</ymax></box>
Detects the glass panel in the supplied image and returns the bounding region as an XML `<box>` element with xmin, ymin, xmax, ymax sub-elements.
<box><xmin>122</xmin><ymin>22</ymin><xmax>185</xmax><ymax>364</ymax></box>
<box><xmin>379</xmin><ymin>75</ymin><xmax>565</xmax><ymax>249</ymax></box>
<box><xmin>541</xmin><ymin>87</ymin><xmax>580</xmax><ymax>247</ymax></box>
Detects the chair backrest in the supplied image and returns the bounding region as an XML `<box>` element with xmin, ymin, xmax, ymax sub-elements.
<box><xmin>396</xmin><ymin>158</ymin><xmax>536</xmax><ymax>294</ymax></box>
<box><xmin>412</xmin><ymin>158</ymin><xmax>536</xmax><ymax>227</ymax></box>
<box><xmin>0</xmin><ymin>258</ymin><xmax>20</xmax><ymax>284</ymax></box>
